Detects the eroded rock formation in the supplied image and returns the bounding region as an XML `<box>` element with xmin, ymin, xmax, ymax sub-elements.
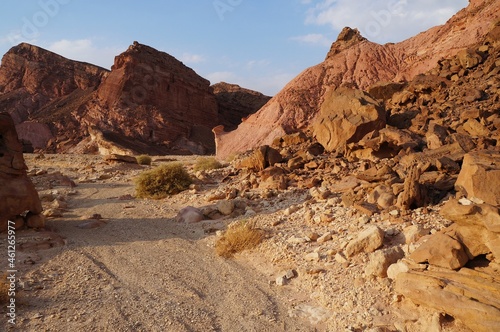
<box><xmin>0</xmin><ymin>112</ymin><xmax>43</xmax><ymax>231</ymax></box>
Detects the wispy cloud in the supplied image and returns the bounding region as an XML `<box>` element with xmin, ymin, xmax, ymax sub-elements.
<box><xmin>290</xmin><ymin>33</ymin><xmax>331</xmax><ymax>46</ymax></box>
<box><xmin>180</xmin><ymin>52</ymin><xmax>206</xmax><ymax>64</ymax></box>
<box><xmin>245</xmin><ymin>59</ymin><xmax>271</xmax><ymax>70</ymax></box>
<box><xmin>206</xmin><ymin>71</ymin><xmax>238</xmax><ymax>84</ymax></box>
<box><xmin>303</xmin><ymin>0</ymin><xmax>468</xmax><ymax>43</ymax></box>
<box><xmin>0</xmin><ymin>30</ymin><xmax>37</xmax><ymax>47</ymax></box>
<box><xmin>47</xmin><ymin>38</ymin><xmax>124</xmax><ymax>69</ymax></box>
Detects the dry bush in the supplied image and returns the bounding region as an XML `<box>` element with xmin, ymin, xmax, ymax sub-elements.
<box><xmin>136</xmin><ymin>154</ymin><xmax>152</xmax><ymax>165</ymax></box>
<box><xmin>135</xmin><ymin>163</ymin><xmax>192</xmax><ymax>199</ymax></box>
<box><xmin>215</xmin><ymin>221</ymin><xmax>263</xmax><ymax>258</ymax></box>
<box><xmin>193</xmin><ymin>157</ymin><xmax>223</xmax><ymax>172</ymax></box>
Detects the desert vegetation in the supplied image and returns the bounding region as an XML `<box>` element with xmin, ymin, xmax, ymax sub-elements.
<box><xmin>135</xmin><ymin>163</ymin><xmax>192</xmax><ymax>199</ymax></box>
<box><xmin>215</xmin><ymin>221</ymin><xmax>263</xmax><ymax>258</ymax></box>
<box><xmin>136</xmin><ymin>154</ymin><xmax>152</xmax><ymax>165</ymax></box>
<box><xmin>193</xmin><ymin>157</ymin><xmax>223</xmax><ymax>172</ymax></box>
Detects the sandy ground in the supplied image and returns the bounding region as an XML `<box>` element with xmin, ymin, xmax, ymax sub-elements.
<box><xmin>2</xmin><ymin>154</ymin><xmax>472</xmax><ymax>332</ymax></box>
<box><xmin>1</xmin><ymin>154</ymin><xmax>318</xmax><ymax>332</ymax></box>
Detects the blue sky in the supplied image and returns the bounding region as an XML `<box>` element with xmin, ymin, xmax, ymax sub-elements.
<box><xmin>1</xmin><ymin>0</ymin><xmax>468</xmax><ymax>95</ymax></box>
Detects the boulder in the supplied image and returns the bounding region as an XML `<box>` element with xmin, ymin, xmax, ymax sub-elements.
<box><xmin>0</xmin><ymin>112</ymin><xmax>43</xmax><ymax>231</ymax></box>
<box><xmin>395</xmin><ymin>269</ymin><xmax>500</xmax><ymax>332</ymax></box>
<box><xmin>234</xmin><ymin>145</ymin><xmax>282</xmax><ymax>171</ymax></box>
<box><xmin>345</xmin><ymin>225</ymin><xmax>385</xmax><ymax>258</ymax></box>
<box><xmin>455</xmin><ymin>150</ymin><xmax>500</xmax><ymax>206</ymax></box>
<box><xmin>312</xmin><ymin>87</ymin><xmax>386</xmax><ymax>153</ymax></box>
<box><xmin>440</xmin><ymin>198</ymin><xmax>500</xmax><ymax>259</ymax></box>
<box><xmin>175</xmin><ymin>206</ymin><xmax>205</xmax><ymax>223</ymax></box>
<box><xmin>409</xmin><ymin>232</ymin><xmax>469</xmax><ymax>270</ymax></box>
<box><xmin>365</xmin><ymin>246</ymin><xmax>405</xmax><ymax>277</ymax></box>
<box><xmin>216</xmin><ymin>200</ymin><xmax>235</xmax><ymax>216</ymax></box>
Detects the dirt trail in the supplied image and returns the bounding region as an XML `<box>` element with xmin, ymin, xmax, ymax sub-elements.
<box><xmin>2</xmin><ymin>155</ymin><xmax>316</xmax><ymax>332</ymax></box>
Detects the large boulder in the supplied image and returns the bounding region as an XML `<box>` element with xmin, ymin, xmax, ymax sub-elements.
<box><xmin>455</xmin><ymin>150</ymin><xmax>500</xmax><ymax>206</ymax></box>
<box><xmin>312</xmin><ymin>87</ymin><xmax>386</xmax><ymax>153</ymax></box>
<box><xmin>0</xmin><ymin>112</ymin><xmax>43</xmax><ymax>231</ymax></box>
<box><xmin>395</xmin><ymin>269</ymin><xmax>500</xmax><ymax>332</ymax></box>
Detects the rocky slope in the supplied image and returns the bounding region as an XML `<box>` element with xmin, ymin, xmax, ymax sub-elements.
<box><xmin>215</xmin><ymin>0</ymin><xmax>500</xmax><ymax>159</ymax></box>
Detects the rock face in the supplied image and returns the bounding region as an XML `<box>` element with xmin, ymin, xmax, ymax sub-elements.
<box><xmin>212</xmin><ymin>82</ymin><xmax>271</xmax><ymax>132</ymax></box>
<box><xmin>0</xmin><ymin>43</ymin><xmax>108</xmax><ymax>149</ymax></box>
<box><xmin>0</xmin><ymin>112</ymin><xmax>43</xmax><ymax>231</ymax></box>
<box><xmin>215</xmin><ymin>0</ymin><xmax>500</xmax><ymax>159</ymax></box>
<box><xmin>455</xmin><ymin>150</ymin><xmax>500</xmax><ymax>206</ymax></box>
<box><xmin>85</xmin><ymin>42</ymin><xmax>219</xmax><ymax>155</ymax></box>
<box><xmin>312</xmin><ymin>87</ymin><xmax>386</xmax><ymax>153</ymax></box>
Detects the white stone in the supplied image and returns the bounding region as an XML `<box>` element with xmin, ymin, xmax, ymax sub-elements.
<box><xmin>217</xmin><ymin>200</ymin><xmax>235</xmax><ymax>215</ymax></box>
<box><xmin>345</xmin><ymin>226</ymin><xmax>385</xmax><ymax>257</ymax></box>
<box><xmin>387</xmin><ymin>261</ymin><xmax>409</xmax><ymax>280</ymax></box>
<box><xmin>305</xmin><ymin>252</ymin><xmax>321</xmax><ymax>261</ymax></box>
<box><xmin>317</xmin><ymin>232</ymin><xmax>333</xmax><ymax>243</ymax></box>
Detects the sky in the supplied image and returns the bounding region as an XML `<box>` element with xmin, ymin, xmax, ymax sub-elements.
<box><xmin>0</xmin><ymin>0</ymin><xmax>469</xmax><ymax>96</ymax></box>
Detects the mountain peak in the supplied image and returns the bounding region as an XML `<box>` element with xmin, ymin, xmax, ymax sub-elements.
<box><xmin>326</xmin><ymin>27</ymin><xmax>368</xmax><ymax>59</ymax></box>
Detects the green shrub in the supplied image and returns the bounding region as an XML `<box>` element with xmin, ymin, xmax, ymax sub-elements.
<box><xmin>193</xmin><ymin>157</ymin><xmax>223</xmax><ymax>172</ymax></box>
<box><xmin>215</xmin><ymin>221</ymin><xmax>263</xmax><ymax>258</ymax></box>
<box><xmin>136</xmin><ymin>154</ymin><xmax>152</xmax><ymax>165</ymax></box>
<box><xmin>135</xmin><ymin>163</ymin><xmax>192</xmax><ymax>198</ymax></box>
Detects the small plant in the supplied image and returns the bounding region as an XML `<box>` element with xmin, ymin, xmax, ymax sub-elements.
<box><xmin>193</xmin><ymin>157</ymin><xmax>223</xmax><ymax>172</ymax></box>
<box><xmin>135</xmin><ymin>163</ymin><xmax>192</xmax><ymax>199</ymax></box>
<box><xmin>136</xmin><ymin>154</ymin><xmax>152</xmax><ymax>165</ymax></box>
<box><xmin>215</xmin><ymin>221</ymin><xmax>263</xmax><ymax>258</ymax></box>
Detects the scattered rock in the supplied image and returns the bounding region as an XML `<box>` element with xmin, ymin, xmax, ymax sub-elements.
<box><xmin>365</xmin><ymin>246</ymin><xmax>405</xmax><ymax>277</ymax></box>
<box><xmin>409</xmin><ymin>232</ymin><xmax>469</xmax><ymax>270</ymax></box>
<box><xmin>175</xmin><ymin>206</ymin><xmax>205</xmax><ymax>223</ymax></box>
<box><xmin>345</xmin><ymin>226</ymin><xmax>385</xmax><ymax>258</ymax></box>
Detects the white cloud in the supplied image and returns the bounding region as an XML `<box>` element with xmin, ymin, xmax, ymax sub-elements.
<box><xmin>290</xmin><ymin>33</ymin><xmax>331</xmax><ymax>46</ymax></box>
<box><xmin>245</xmin><ymin>59</ymin><xmax>271</xmax><ymax>70</ymax></box>
<box><xmin>47</xmin><ymin>38</ymin><xmax>124</xmax><ymax>69</ymax></box>
<box><xmin>206</xmin><ymin>71</ymin><xmax>238</xmax><ymax>84</ymax></box>
<box><xmin>180</xmin><ymin>52</ymin><xmax>206</xmax><ymax>64</ymax></box>
<box><xmin>304</xmin><ymin>0</ymin><xmax>468</xmax><ymax>43</ymax></box>
<box><xmin>0</xmin><ymin>30</ymin><xmax>37</xmax><ymax>47</ymax></box>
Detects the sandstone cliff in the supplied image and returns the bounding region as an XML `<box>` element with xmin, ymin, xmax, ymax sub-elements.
<box><xmin>80</xmin><ymin>42</ymin><xmax>219</xmax><ymax>155</ymax></box>
<box><xmin>212</xmin><ymin>82</ymin><xmax>271</xmax><ymax>132</ymax></box>
<box><xmin>0</xmin><ymin>43</ymin><xmax>108</xmax><ymax>149</ymax></box>
<box><xmin>214</xmin><ymin>0</ymin><xmax>500</xmax><ymax>159</ymax></box>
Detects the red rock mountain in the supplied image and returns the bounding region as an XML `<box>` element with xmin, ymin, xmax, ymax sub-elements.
<box><xmin>82</xmin><ymin>42</ymin><xmax>219</xmax><ymax>155</ymax></box>
<box><xmin>214</xmin><ymin>0</ymin><xmax>500</xmax><ymax>159</ymax></box>
<box><xmin>0</xmin><ymin>43</ymin><xmax>108</xmax><ymax>149</ymax></box>
<box><xmin>212</xmin><ymin>82</ymin><xmax>271</xmax><ymax>132</ymax></box>
<box><xmin>0</xmin><ymin>42</ymin><xmax>267</xmax><ymax>155</ymax></box>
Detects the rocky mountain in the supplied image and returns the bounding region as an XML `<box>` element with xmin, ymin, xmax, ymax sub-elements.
<box><xmin>0</xmin><ymin>43</ymin><xmax>108</xmax><ymax>150</ymax></box>
<box><xmin>215</xmin><ymin>0</ymin><xmax>500</xmax><ymax>159</ymax></box>
<box><xmin>79</xmin><ymin>42</ymin><xmax>220</xmax><ymax>155</ymax></box>
<box><xmin>212</xmin><ymin>82</ymin><xmax>271</xmax><ymax>132</ymax></box>
<box><xmin>0</xmin><ymin>42</ymin><xmax>266</xmax><ymax>155</ymax></box>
